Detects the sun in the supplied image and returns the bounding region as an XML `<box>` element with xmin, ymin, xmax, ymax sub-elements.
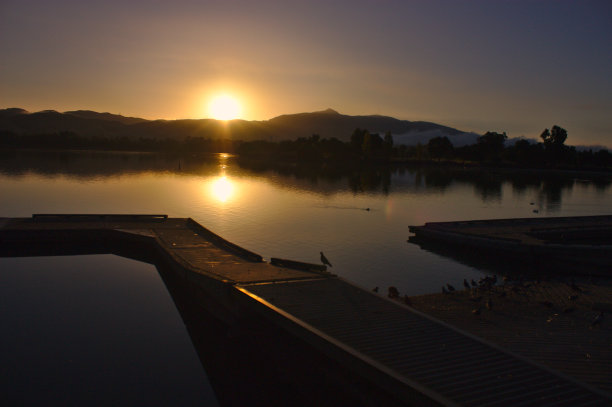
<box><xmin>208</xmin><ymin>94</ymin><xmax>242</xmax><ymax>120</ymax></box>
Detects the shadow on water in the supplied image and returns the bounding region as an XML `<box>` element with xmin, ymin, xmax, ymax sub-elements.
<box><xmin>408</xmin><ymin>235</ymin><xmax>542</xmax><ymax>279</ymax></box>
<box><xmin>0</xmin><ymin>238</ymin><xmax>405</xmax><ymax>407</ymax></box>
<box><xmin>407</xmin><ymin>235</ymin><xmax>612</xmax><ymax>286</ymax></box>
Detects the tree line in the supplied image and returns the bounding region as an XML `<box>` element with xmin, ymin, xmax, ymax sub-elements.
<box><xmin>1</xmin><ymin>125</ymin><xmax>611</xmax><ymax>170</ymax></box>
<box><xmin>422</xmin><ymin>125</ymin><xmax>611</xmax><ymax>169</ymax></box>
<box><xmin>238</xmin><ymin>126</ymin><xmax>612</xmax><ymax>170</ymax></box>
<box><xmin>0</xmin><ymin>131</ymin><xmax>234</xmax><ymax>153</ymax></box>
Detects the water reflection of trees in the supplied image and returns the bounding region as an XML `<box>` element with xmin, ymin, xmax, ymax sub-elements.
<box><xmin>507</xmin><ymin>172</ymin><xmax>570</xmax><ymax>208</ymax></box>
<box><xmin>348</xmin><ymin>167</ymin><xmax>391</xmax><ymax>194</ymax></box>
<box><xmin>419</xmin><ymin>169</ymin><xmax>453</xmax><ymax>190</ymax></box>
<box><xmin>237</xmin><ymin>160</ymin><xmax>612</xmax><ymax>208</ymax></box>
<box><xmin>418</xmin><ymin>169</ymin><xmax>505</xmax><ymax>202</ymax></box>
<box><xmin>473</xmin><ymin>175</ymin><xmax>503</xmax><ymax>202</ymax></box>
<box><xmin>0</xmin><ymin>150</ymin><xmax>218</xmax><ymax>178</ymax></box>
<box><xmin>540</xmin><ymin>176</ymin><xmax>573</xmax><ymax>210</ymax></box>
<box><xmin>1</xmin><ymin>151</ymin><xmax>610</xmax><ymax>207</ymax></box>
<box><xmin>415</xmin><ymin>168</ymin><xmax>610</xmax><ymax>209</ymax></box>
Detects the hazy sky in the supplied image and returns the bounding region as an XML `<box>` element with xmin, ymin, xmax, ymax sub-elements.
<box><xmin>1</xmin><ymin>0</ymin><xmax>611</xmax><ymax>145</ymax></box>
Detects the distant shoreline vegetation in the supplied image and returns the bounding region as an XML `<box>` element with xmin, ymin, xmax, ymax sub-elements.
<box><xmin>0</xmin><ymin>130</ymin><xmax>234</xmax><ymax>154</ymax></box>
<box><xmin>1</xmin><ymin>126</ymin><xmax>611</xmax><ymax>171</ymax></box>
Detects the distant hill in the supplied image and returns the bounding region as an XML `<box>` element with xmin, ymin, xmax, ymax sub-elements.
<box><xmin>266</xmin><ymin>108</ymin><xmax>466</xmax><ymax>142</ymax></box>
<box><xmin>65</xmin><ymin>110</ymin><xmax>147</xmax><ymax>125</ymax></box>
<box><xmin>0</xmin><ymin>107</ymin><xmax>472</xmax><ymax>144</ymax></box>
<box><xmin>0</xmin><ymin>108</ymin><xmax>28</xmax><ymax>117</ymax></box>
<box><xmin>0</xmin><ymin>109</ymin><xmax>129</xmax><ymax>138</ymax></box>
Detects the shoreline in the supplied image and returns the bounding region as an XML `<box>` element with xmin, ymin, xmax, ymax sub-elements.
<box><xmin>1</xmin><ymin>146</ymin><xmax>611</xmax><ymax>175</ymax></box>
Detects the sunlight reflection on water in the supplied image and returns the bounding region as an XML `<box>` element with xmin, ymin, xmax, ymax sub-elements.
<box><xmin>1</xmin><ymin>152</ymin><xmax>611</xmax><ymax>295</ymax></box>
<box><xmin>208</xmin><ymin>176</ymin><xmax>235</xmax><ymax>203</ymax></box>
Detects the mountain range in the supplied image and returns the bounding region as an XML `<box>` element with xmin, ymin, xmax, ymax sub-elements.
<box><xmin>0</xmin><ymin>107</ymin><xmax>478</xmax><ymax>146</ymax></box>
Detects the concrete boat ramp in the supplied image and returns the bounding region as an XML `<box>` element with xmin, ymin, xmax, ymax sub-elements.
<box><xmin>1</xmin><ymin>214</ymin><xmax>611</xmax><ymax>406</ymax></box>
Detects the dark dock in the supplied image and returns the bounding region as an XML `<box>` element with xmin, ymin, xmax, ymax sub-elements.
<box><xmin>408</xmin><ymin>281</ymin><xmax>612</xmax><ymax>395</ymax></box>
<box><xmin>409</xmin><ymin>215</ymin><xmax>612</xmax><ymax>273</ymax></box>
<box><xmin>2</xmin><ymin>214</ymin><xmax>611</xmax><ymax>406</ymax></box>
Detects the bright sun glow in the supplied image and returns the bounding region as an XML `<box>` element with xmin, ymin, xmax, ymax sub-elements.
<box><xmin>210</xmin><ymin>176</ymin><xmax>234</xmax><ymax>202</ymax></box>
<box><xmin>208</xmin><ymin>94</ymin><xmax>241</xmax><ymax>120</ymax></box>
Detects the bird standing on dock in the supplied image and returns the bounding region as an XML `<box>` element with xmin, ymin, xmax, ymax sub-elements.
<box><xmin>446</xmin><ymin>283</ymin><xmax>455</xmax><ymax>292</ymax></box>
<box><xmin>463</xmin><ymin>279</ymin><xmax>471</xmax><ymax>290</ymax></box>
<box><xmin>320</xmin><ymin>251</ymin><xmax>332</xmax><ymax>267</ymax></box>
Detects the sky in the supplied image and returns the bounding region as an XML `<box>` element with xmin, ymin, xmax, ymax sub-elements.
<box><xmin>1</xmin><ymin>0</ymin><xmax>611</xmax><ymax>146</ymax></box>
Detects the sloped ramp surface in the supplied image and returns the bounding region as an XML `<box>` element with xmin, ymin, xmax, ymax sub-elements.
<box><xmin>241</xmin><ymin>278</ymin><xmax>611</xmax><ymax>406</ymax></box>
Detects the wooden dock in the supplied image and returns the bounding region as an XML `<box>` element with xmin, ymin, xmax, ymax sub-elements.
<box><xmin>2</xmin><ymin>214</ymin><xmax>611</xmax><ymax>406</ymax></box>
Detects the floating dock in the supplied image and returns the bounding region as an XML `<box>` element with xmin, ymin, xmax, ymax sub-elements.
<box><xmin>2</xmin><ymin>214</ymin><xmax>611</xmax><ymax>406</ymax></box>
<box><xmin>409</xmin><ymin>215</ymin><xmax>612</xmax><ymax>273</ymax></box>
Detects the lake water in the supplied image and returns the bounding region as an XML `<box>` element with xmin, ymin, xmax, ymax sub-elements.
<box><xmin>2</xmin><ymin>150</ymin><xmax>612</xmax><ymax>295</ymax></box>
<box><xmin>0</xmin><ymin>255</ymin><xmax>219</xmax><ymax>406</ymax></box>
<box><xmin>1</xmin><ymin>151</ymin><xmax>611</xmax><ymax>404</ymax></box>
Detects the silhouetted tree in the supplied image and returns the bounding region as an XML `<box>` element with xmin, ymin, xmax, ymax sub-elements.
<box><xmin>362</xmin><ymin>131</ymin><xmax>372</xmax><ymax>156</ymax></box>
<box><xmin>540</xmin><ymin>125</ymin><xmax>570</xmax><ymax>165</ymax></box>
<box><xmin>510</xmin><ymin>139</ymin><xmax>531</xmax><ymax>163</ymax></box>
<box><xmin>541</xmin><ymin>125</ymin><xmax>567</xmax><ymax>148</ymax></box>
<box><xmin>350</xmin><ymin>128</ymin><xmax>365</xmax><ymax>151</ymax></box>
<box><xmin>383</xmin><ymin>131</ymin><xmax>394</xmax><ymax>155</ymax></box>
<box><xmin>369</xmin><ymin>133</ymin><xmax>384</xmax><ymax>151</ymax></box>
<box><xmin>505</xmin><ymin>139</ymin><xmax>538</xmax><ymax>165</ymax></box>
<box><xmin>594</xmin><ymin>149</ymin><xmax>612</xmax><ymax>167</ymax></box>
<box><xmin>477</xmin><ymin>131</ymin><xmax>507</xmax><ymax>162</ymax></box>
<box><xmin>427</xmin><ymin>136</ymin><xmax>453</xmax><ymax>160</ymax></box>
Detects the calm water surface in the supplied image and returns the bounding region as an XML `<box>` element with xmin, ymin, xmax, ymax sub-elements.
<box><xmin>0</xmin><ymin>254</ymin><xmax>218</xmax><ymax>406</ymax></box>
<box><xmin>2</xmin><ymin>151</ymin><xmax>612</xmax><ymax>295</ymax></box>
<box><xmin>2</xmin><ymin>151</ymin><xmax>611</xmax><ymax>404</ymax></box>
